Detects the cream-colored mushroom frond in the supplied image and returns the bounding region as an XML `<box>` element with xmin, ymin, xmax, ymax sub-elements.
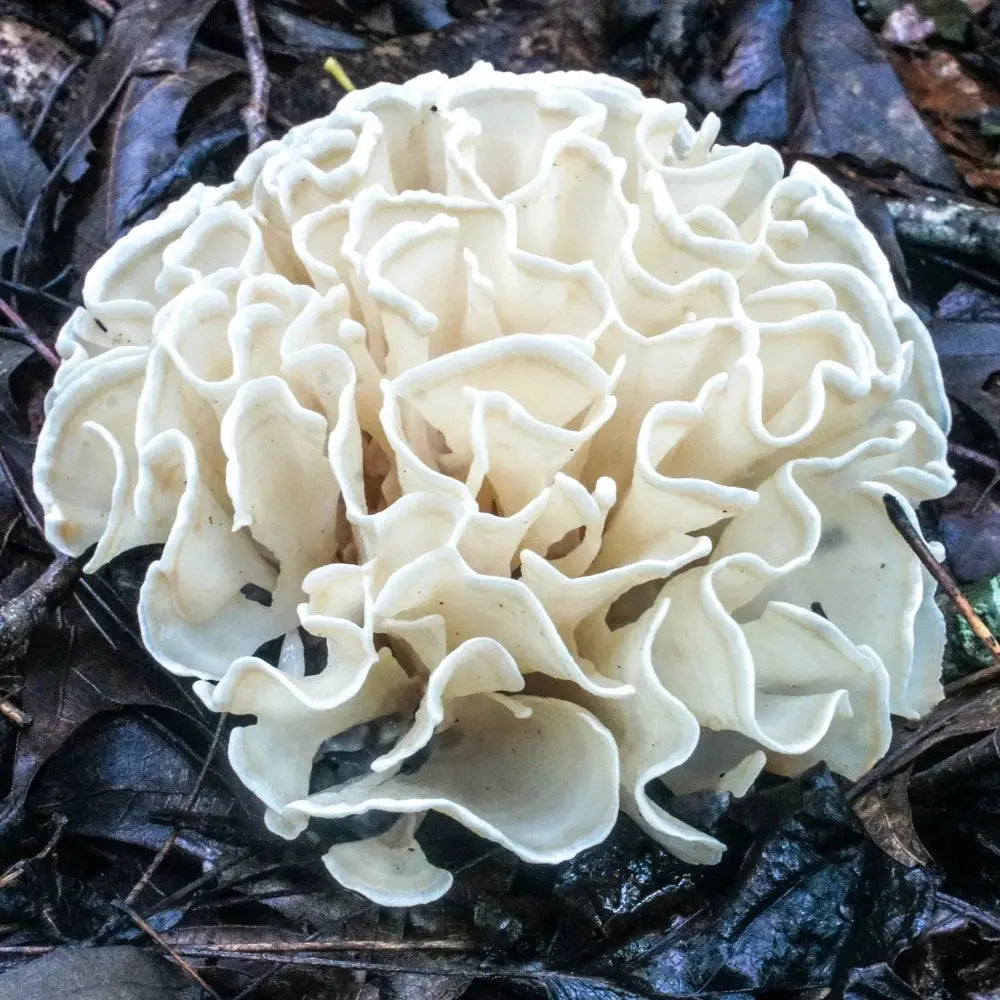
<box><xmin>34</xmin><ymin>63</ymin><xmax>953</xmax><ymax>905</ymax></box>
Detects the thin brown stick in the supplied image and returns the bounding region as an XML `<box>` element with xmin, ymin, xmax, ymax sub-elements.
<box><xmin>0</xmin><ymin>555</ymin><xmax>79</xmax><ymax>662</ymax></box>
<box><xmin>0</xmin><ymin>446</ymin><xmax>81</xmax><ymax>662</ymax></box>
<box><xmin>0</xmin><ymin>937</ymin><xmax>475</xmax><ymax>958</ymax></box>
<box><xmin>0</xmin><ymin>298</ymin><xmax>59</xmax><ymax>369</ymax></box>
<box><xmin>947</xmin><ymin>665</ymin><xmax>1000</xmax><ymax>698</ymax></box>
<box><xmin>124</xmin><ymin>711</ymin><xmax>229</xmax><ymax>906</ymax></box>
<box><xmin>0</xmin><ymin>697</ymin><xmax>31</xmax><ymax>726</ymax></box>
<box><xmin>119</xmin><ymin>903</ymin><xmax>223</xmax><ymax>1000</ymax></box>
<box><xmin>168</xmin><ymin>938</ymin><xmax>477</xmax><ymax>954</ymax></box>
<box><xmin>228</xmin><ymin>933</ymin><xmax>324</xmax><ymax>1000</ymax></box>
<box><xmin>234</xmin><ymin>0</ymin><xmax>270</xmax><ymax>150</ymax></box>
<box><xmin>883</xmin><ymin>494</ymin><xmax>1000</xmax><ymax>694</ymax></box>
<box><xmin>0</xmin><ymin>444</ymin><xmax>132</xmax><ymax>654</ymax></box>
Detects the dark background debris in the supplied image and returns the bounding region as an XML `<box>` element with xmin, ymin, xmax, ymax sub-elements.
<box><xmin>1</xmin><ymin>0</ymin><xmax>1000</xmax><ymax>997</ymax></box>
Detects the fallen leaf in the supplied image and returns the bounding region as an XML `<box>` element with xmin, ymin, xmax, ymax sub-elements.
<box><xmin>931</xmin><ymin>317</ymin><xmax>1000</xmax><ymax>437</ymax></box>
<box><xmin>854</xmin><ymin>685</ymin><xmax>1000</xmax><ymax>796</ymax></box>
<box><xmin>936</xmin><ymin>476</ymin><xmax>1000</xmax><ymax>583</ymax></box>
<box><xmin>964</xmin><ymin>167</ymin><xmax>1000</xmax><ymax>191</ymax></box>
<box><xmin>257</xmin><ymin>2</ymin><xmax>364</xmax><ymax>53</ymax></box>
<box><xmin>893</xmin><ymin>50</ymin><xmax>997</xmax><ymax>118</ymax></box>
<box><xmin>783</xmin><ymin>0</ymin><xmax>960</xmax><ymax>188</ymax></box>
<box><xmin>0</xmin><ymin>945</ymin><xmax>200</xmax><ymax>1000</ymax></box>
<box><xmin>570</xmin><ymin>769</ymin><xmax>939</xmax><ymax>996</ymax></box>
<box><xmin>15</xmin><ymin>0</ymin><xmax>222</xmax><ymax>285</ymax></box>
<box><xmin>28</xmin><ymin>711</ymin><xmax>239</xmax><ymax>857</ymax></box>
<box><xmin>853</xmin><ymin>768</ymin><xmax>933</xmax><ymax>868</ymax></box>
<box><xmin>687</xmin><ymin>0</ymin><xmax>791</xmax><ymax>146</ymax></box>
<box><xmin>0</xmin><ymin>606</ymin><xmax>211</xmax><ymax>835</ymax></box>
<box><xmin>0</xmin><ymin>114</ymin><xmax>47</xmax><ymax>258</ymax></box>
<box><xmin>58</xmin><ymin>0</ymin><xmax>222</xmax><ymax>184</ymax></box>
<box><xmin>392</xmin><ymin>0</ymin><xmax>456</xmax><ymax>33</ymax></box>
<box><xmin>70</xmin><ymin>56</ymin><xmax>241</xmax><ymax>274</ymax></box>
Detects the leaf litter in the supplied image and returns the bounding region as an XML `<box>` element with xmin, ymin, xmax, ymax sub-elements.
<box><xmin>1</xmin><ymin>0</ymin><xmax>1000</xmax><ymax>997</ymax></box>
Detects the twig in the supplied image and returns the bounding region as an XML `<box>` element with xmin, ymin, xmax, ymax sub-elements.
<box><xmin>234</xmin><ymin>0</ymin><xmax>270</xmax><ymax>150</ymax></box>
<box><xmin>0</xmin><ymin>555</ymin><xmax>79</xmax><ymax>662</ymax></box>
<box><xmin>886</xmin><ymin>196</ymin><xmax>1000</xmax><ymax>266</ymax></box>
<box><xmin>0</xmin><ymin>298</ymin><xmax>60</xmax><ymax>369</ymax></box>
<box><xmin>118</xmin><ymin>903</ymin><xmax>223</xmax><ymax>1000</ymax></box>
<box><xmin>0</xmin><ymin>696</ymin><xmax>31</xmax><ymax>727</ymax></box>
<box><xmin>170</xmin><ymin>938</ymin><xmax>477</xmax><ymax>954</ymax></box>
<box><xmin>883</xmin><ymin>494</ymin><xmax>1000</xmax><ymax>694</ymax></box>
<box><xmin>124</xmin><ymin>711</ymin><xmax>229</xmax><ymax>906</ymax></box>
<box><xmin>228</xmin><ymin>932</ymin><xmax>324</xmax><ymax>1000</ymax></box>
<box><xmin>0</xmin><ymin>279</ymin><xmax>80</xmax><ymax>312</ymax></box>
<box><xmin>0</xmin><ymin>445</ymin><xmax>82</xmax><ymax>666</ymax></box>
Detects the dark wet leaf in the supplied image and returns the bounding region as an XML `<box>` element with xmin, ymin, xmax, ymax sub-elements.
<box><xmin>59</xmin><ymin>0</ymin><xmax>222</xmax><ymax>185</ymax></box>
<box><xmin>206</xmin><ymin>856</ymin><xmax>374</xmax><ymax>928</ymax></box>
<box><xmin>854</xmin><ymin>685</ymin><xmax>1000</xmax><ymax>798</ymax></box>
<box><xmin>688</xmin><ymin>0</ymin><xmax>791</xmax><ymax>146</ymax></box>
<box><xmin>0</xmin><ymin>340</ymin><xmax>38</xmax><ymax>533</ymax></box>
<box><xmin>0</xmin><ymin>114</ymin><xmax>47</xmax><ymax>257</ymax></box>
<box><xmin>783</xmin><ymin>0</ymin><xmax>960</xmax><ymax>188</ymax></box>
<box><xmin>542</xmin><ymin>979</ymin><xmax>651</xmax><ymax>1000</ymax></box>
<box><xmin>931</xmin><ymin>318</ymin><xmax>1000</xmax><ymax>439</ymax></box>
<box><xmin>377</xmin><ymin>971</ymin><xmax>473</xmax><ymax>1000</ymax></box>
<box><xmin>566</xmin><ymin>769</ymin><xmax>940</xmax><ymax>997</ymax></box>
<box><xmin>15</xmin><ymin>0</ymin><xmax>222</xmax><ymax>285</ymax></box>
<box><xmin>121</xmin><ymin>121</ymin><xmax>245</xmax><ymax>226</ymax></box>
<box><xmin>551</xmin><ymin>816</ymin><xmax>699</xmax><ymax>953</ymax></box>
<box><xmin>29</xmin><ymin>712</ymin><xmax>237</xmax><ymax>857</ymax></box>
<box><xmin>844</xmin><ymin>963</ymin><xmax>924</xmax><ymax>1000</ymax></box>
<box><xmin>0</xmin><ymin>945</ymin><xmax>200</xmax><ymax>1000</ymax></box>
<box><xmin>393</xmin><ymin>0</ymin><xmax>456</xmax><ymax>33</ymax></box>
<box><xmin>258</xmin><ymin>3</ymin><xmax>364</xmax><ymax>53</ymax></box>
<box><xmin>71</xmin><ymin>56</ymin><xmax>241</xmax><ymax>274</ymax></box>
<box><xmin>854</xmin><ymin>769</ymin><xmax>932</xmax><ymax>868</ymax></box>
<box><xmin>0</xmin><ymin>610</ymin><xmax>210</xmax><ymax>836</ymax></box>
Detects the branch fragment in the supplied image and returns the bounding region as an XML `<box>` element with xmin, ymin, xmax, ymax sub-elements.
<box><xmin>0</xmin><ymin>556</ymin><xmax>79</xmax><ymax>662</ymax></box>
<box><xmin>886</xmin><ymin>196</ymin><xmax>1000</xmax><ymax>266</ymax></box>
<box><xmin>234</xmin><ymin>0</ymin><xmax>270</xmax><ymax>150</ymax></box>
<box><xmin>0</xmin><ymin>298</ymin><xmax>60</xmax><ymax>369</ymax></box>
<box><xmin>883</xmin><ymin>493</ymin><xmax>1000</xmax><ymax>694</ymax></box>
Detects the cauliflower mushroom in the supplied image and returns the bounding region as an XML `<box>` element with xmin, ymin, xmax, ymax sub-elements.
<box><xmin>34</xmin><ymin>63</ymin><xmax>953</xmax><ymax>904</ymax></box>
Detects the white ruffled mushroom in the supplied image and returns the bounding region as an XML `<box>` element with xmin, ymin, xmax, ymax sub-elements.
<box><xmin>34</xmin><ymin>63</ymin><xmax>953</xmax><ymax>904</ymax></box>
